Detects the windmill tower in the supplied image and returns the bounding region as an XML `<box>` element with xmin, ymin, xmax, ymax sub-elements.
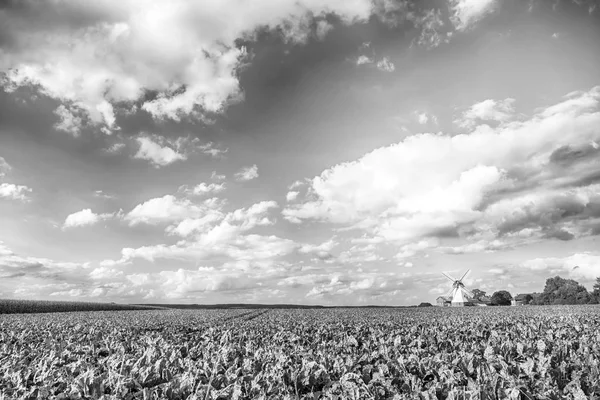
<box><xmin>442</xmin><ymin>270</ymin><xmax>473</xmax><ymax>307</ymax></box>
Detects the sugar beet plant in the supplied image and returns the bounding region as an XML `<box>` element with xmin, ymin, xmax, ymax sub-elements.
<box><xmin>1</xmin><ymin>306</ymin><xmax>599</xmax><ymax>399</ymax></box>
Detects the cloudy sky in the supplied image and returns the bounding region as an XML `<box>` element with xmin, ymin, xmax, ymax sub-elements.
<box><xmin>1</xmin><ymin>0</ymin><xmax>599</xmax><ymax>305</ymax></box>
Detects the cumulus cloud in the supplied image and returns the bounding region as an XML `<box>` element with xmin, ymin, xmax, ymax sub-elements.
<box><xmin>0</xmin><ymin>0</ymin><xmax>375</xmax><ymax>132</ymax></box>
<box><xmin>356</xmin><ymin>55</ymin><xmax>373</xmax><ymax>65</ymax></box>
<box><xmin>283</xmin><ymin>86</ymin><xmax>600</xmax><ymax>250</ymax></box>
<box><xmin>286</xmin><ymin>191</ymin><xmax>300</xmax><ymax>202</ymax></box>
<box><xmin>107</xmin><ymin>199</ymin><xmax>286</xmax><ymax>267</ymax></box>
<box><xmin>376</xmin><ymin>57</ymin><xmax>395</xmax><ymax>72</ymax></box>
<box><xmin>63</xmin><ymin>208</ymin><xmax>114</xmax><ymax>229</ymax></box>
<box><xmin>133</xmin><ymin>136</ymin><xmax>187</xmax><ymax>167</ymax></box>
<box><xmin>415</xmin><ymin>111</ymin><xmax>437</xmax><ymax>125</ymax></box>
<box><xmin>235</xmin><ymin>164</ymin><xmax>259</xmax><ymax>181</ymax></box>
<box><xmin>124</xmin><ymin>195</ymin><xmax>222</xmax><ymax>226</ymax></box>
<box><xmin>180</xmin><ymin>182</ymin><xmax>226</xmax><ymax>196</ymax></box>
<box><xmin>449</xmin><ymin>0</ymin><xmax>497</xmax><ymax>31</ymax></box>
<box><xmin>0</xmin><ymin>183</ymin><xmax>32</xmax><ymax>201</ymax></box>
<box><xmin>53</xmin><ymin>105</ymin><xmax>83</xmax><ymax>136</ymax></box>
<box><xmin>456</xmin><ymin>98</ymin><xmax>516</xmax><ymax>128</ymax></box>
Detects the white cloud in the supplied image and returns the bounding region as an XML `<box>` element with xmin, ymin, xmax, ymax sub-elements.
<box><xmin>0</xmin><ymin>0</ymin><xmax>375</xmax><ymax>131</ymax></box>
<box><xmin>376</xmin><ymin>57</ymin><xmax>395</xmax><ymax>72</ymax></box>
<box><xmin>104</xmin><ymin>142</ymin><xmax>126</xmax><ymax>154</ymax></box>
<box><xmin>211</xmin><ymin>171</ymin><xmax>226</xmax><ymax>181</ymax></box>
<box><xmin>456</xmin><ymin>98</ymin><xmax>515</xmax><ymax>128</ymax></box>
<box><xmin>235</xmin><ymin>164</ymin><xmax>259</xmax><ymax>181</ymax></box>
<box><xmin>180</xmin><ymin>182</ymin><xmax>226</xmax><ymax>196</ymax></box>
<box><xmin>286</xmin><ymin>191</ymin><xmax>299</xmax><ymax>202</ymax></box>
<box><xmin>283</xmin><ymin>86</ymin><xmax>600</xmax><ymax>247</ymax></box>
<box><xmin>522</xmin><ymin>253</ymin><xmax>600</xmax><ymax>281</ymax></box>
<box><xmin>197</xmin><ymin>142</ymin><xmax>228</xmax><ymax>158</ymax></box>
<box><xmin>395</xmin><ymin>238</ymin><xmax>439</xmax><ymax>259</ymax></box>
<box><xmin>356</xmin><ymin>55</ymin><xmax>373</xmax><ymax>65</ymax></box>
<box><xmin>53</xmin><ymin>105</ymin><xmax>83</xmax><ymax>136</ymax></box>
<box><xmin>439</xmin><ymin>239</ymin><xmax>509</xmax><ymax>254</ymax></box>
<box><xmin>125</xmin><ymin>195</ymin><xmax>221</xmax><ymax>226</ymax></box>
<box><xmin>108</xmin><ymin>200</ymin><xmax>284</xmax><ymax>266</ymax></box>
<box><xmin>0</xmin><ymin>183</ymin><xmax>32</xmax><ymax>201</ymax></box>
<box><xmin>63</xmin><ymin>208</ymin><xmax>114</xmax><ymax>229</ymax></box>
<box><xmin>415</xmin><ymin>111</ymin><xmax>437</xmax><ymax>125</ymax></box>
<box><xmin>133</xmin><ymin>136</ymin><xmax>186</xmax><ymax>167</ymax></box>
<box><xmin>449</xmin><ymin>0</ymin><xmax>497</xmax><ymax>31</ymax></box>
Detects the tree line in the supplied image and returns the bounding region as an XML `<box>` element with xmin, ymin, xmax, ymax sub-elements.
<box><xmin>471</xmin><ymin>276</ymin><xmax>600</xmax><ymax>306</ymax></box>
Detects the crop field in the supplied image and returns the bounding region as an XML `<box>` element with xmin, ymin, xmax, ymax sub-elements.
<box><xmin>1</xmin><ymin>306</ymin><xmax>599</xmax><ymax>400</ymax></box>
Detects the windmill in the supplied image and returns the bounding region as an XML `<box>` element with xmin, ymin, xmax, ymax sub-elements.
<box><xmin>442</xmin><ymin>270</ymin><xmax>473</xmax><ymax>307</ymax></box>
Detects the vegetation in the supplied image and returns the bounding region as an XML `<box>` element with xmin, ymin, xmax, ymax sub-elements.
<box><xmin>1</xmin><ymin>307</ymin><xmax>599</xmax><ymax>399</ymax></box>
<box><xmin>490</xmin><ymin>290</ymin><xmax>513</xmax><ymax>306</ymax></box>
<box><xmin>0</xmin><ymin>299</ymin><xmax>159</xmax><ymax>314</ymax></box>
<box><xmin>472</xmin><ymin>274</ymin><xmax>600</xmax><ymax>306</ymax></box>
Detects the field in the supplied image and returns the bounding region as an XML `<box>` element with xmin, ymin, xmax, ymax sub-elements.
<box><xmin>1</xmin><ymin>306</ymin><xmax>599</xmax><ymax>399</ymax></box>
<box><xmin>0</xmin><ymin>299</ymin><xmax>161</xmax><ymax>314</ymax></box>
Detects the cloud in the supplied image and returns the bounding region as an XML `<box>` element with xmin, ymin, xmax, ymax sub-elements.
<box><xmin>356</xmin><ymin>55</ymin><xmax>373</xmax><ymax>65</ymax></box>
<box><xmin>53</xmin><ymin>104</ymin><xmax>83</xmax><ymax>136</ymax></box>
<box><xmin>107</xmin><ymin>200</ymin><xmax>285</xmax><ymax>266</ymax></box>
<box><xmin>133</xmin><ymin>136</ymin><xmax>187</xmax><ymax>167</ymax></box>
<box><xmin>456</xmin><ymin>98</ymin><xmax>516</xmax><ymax>128</ymax></box>
<box><xmin>180</xmin><ymin>182</ymin><xmax>226</xmax><ymax>196</ymax></box>
<box><xmin>235</xmin><ymin>164</ymin><xmax>259</xmax><ymax>181</ymax></box>
<box><xmin>211</xmin><ymin>171</ymin><xmax>226</xmax><ymax>181</ymax></box>
<box><xmin>439</xmin><ymin>239</ymin><xmax>509</xmax><ymax>254</ymax></box>
<box><xmin>94</xmin><ymin>190</ymin><xmax>116</xmax><ymax>200</ymax></box>
<box><xmin>286</xmin><ymin>191</ymin><xmax>300</xmax><ymax>202</ymax></box>
<box><xmin>449</xmin><ymin>0</ymin><xmax>497</xmax><ymax>31</ymax></box>
<box><xmin>412</xmin><ymin>8</ymin><xmax>448</xmax><ymax>49</ymax></box>
<box><xmin>0</xmin><ymin>183</ymin><xmax>32</xmax><ymax>201</ymax></box>
<box><xmin>283</xmin><ymin>86</ymin><xmax>600</xmax><ymax>249</ymax></box>
<box><xmin>63</xmin><ymin>208</ymin><xmax>114</xmax><ymax>229</ymax></box>
<box><xmin>0</xmin><ymin>157</ymin><xmax>11</xmax><ymax>178</ymax></box>
<box><xmin>124</xmin><ymin>195</ymin><xmax>222</xmax><ymax>226</ymax></box>
<box><xmin>415</xmin><ymin>111</ymin><xmax>437</xmax><ymax>125</ymax></box>
<box><xmin>104</xmin><ymin>142</ymin><xmax>126</xmax><ymax>154</ymax></box>
<box><xmin>521</xmin><ymin>252</ymin><xmax>600</xmax><ymax>281</ymax></box>
<box><xmin>376</xmin><ymin>57</ymin><xmax>395</xmax><ymax>72</ymax></box>
<box><xmin>0</xmin><ymin>0</ymin><xmax>375</xmax><ymax>131</ymax></box>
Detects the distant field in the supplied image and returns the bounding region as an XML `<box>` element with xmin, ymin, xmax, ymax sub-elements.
<box><xmin>1</xmin><ymin>306</ymin><xmax>599</xmax><ymax>399</ymax></box>
<box><xmin>0</xmin><ymin>298</ymin><xmax>161</xmax><ymax>314</ymax></box>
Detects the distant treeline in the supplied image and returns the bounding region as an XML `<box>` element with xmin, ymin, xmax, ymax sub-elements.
<box><xmin>136</xmin><ymin>303</ymin><xmax>413</xmax><ymax>310</ymax></box>
<box><xmin>0</xmin><ymin>299</ymin><xmax>161</xmax><ymax>314</ymax></box>
<box><xmin>471</xmin><ymin>276</ymin><xmax>600</xmax><ymax>306</ymax></box>
<box><xmin>530</xmin><ymin>276</ymin><xmax>600</xmax><ymax>305</ymax></box>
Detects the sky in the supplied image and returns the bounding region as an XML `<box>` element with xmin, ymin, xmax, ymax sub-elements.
<box><xmin>1</xmin><ymin>0</ymin><xmax>600</xmax><ymax>305</ymax></box>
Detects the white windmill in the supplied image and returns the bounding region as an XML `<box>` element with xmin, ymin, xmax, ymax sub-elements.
<box><xmin>442</xmin><ymin>270</ymin><xmax>473</xmax><ymax>307</ymax></box>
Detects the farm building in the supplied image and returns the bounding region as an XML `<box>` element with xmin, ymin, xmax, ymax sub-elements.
<box><xmin>512</xmin><ymin>293</ymin><xmax>533</xmax><ymax>306</ymax></box>
<box><xmin>436</xmin><ymin>296</ymin><xmax>452</xmax><ymax>307</ymax></box>
<box><xmin>470</xmin><ymin>295</ymin><xmax>492</xmax><ymax>306</ymax></box>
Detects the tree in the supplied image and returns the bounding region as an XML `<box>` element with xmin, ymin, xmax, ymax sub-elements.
<box><xmin>537</xmin><ymin>276</ymin><xmax>591</xmax><ymax>305</ymax></box>
<box><xmin>592</xmin><ymin>277</ymin><xmax>600</xmax><ymax>304</ymax></box>
<box><xmin>471</xmin><ymin>289</ymin><xmax>486</xmax><ymax>301</ymax></box>
<box><xmin>490</xmin><ymin>290</ymin><xmax>513</xmax><ymax>306</ymax></box>
<box><xmin>522</xmin><ymin>294</ymin><xmax>534</xmax><ymax>305</ymax></box>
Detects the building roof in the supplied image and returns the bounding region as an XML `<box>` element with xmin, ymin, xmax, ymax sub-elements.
<box><xmin>436</xmin><ymin>296</ymin><xmax>451</xmax><ymax>301</ymax></box>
